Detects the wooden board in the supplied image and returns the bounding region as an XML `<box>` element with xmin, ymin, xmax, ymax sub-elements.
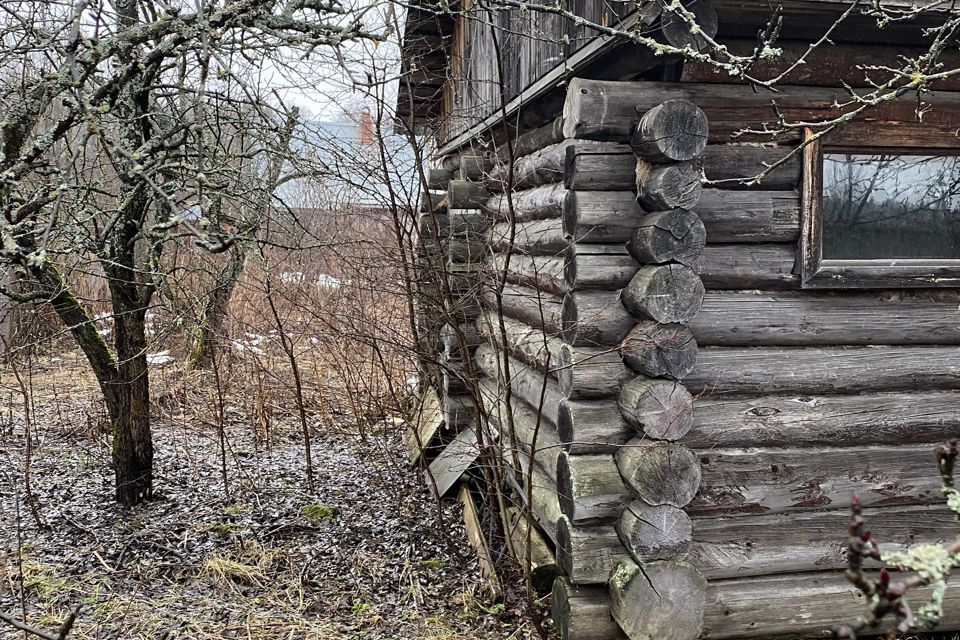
<box><xmin>407</xmin><ymin>386</ymin><xmax>444</xmax><ymax>464</ymax></box>
<box><xmin>426</xmin><ymin>424</ymin><xmax>481</xmax><ymax>498</ymax></box>
<box><xmin>458</xmin><ymin>485</ymin><xmax>502</xmax><ymax>600</ymax></box>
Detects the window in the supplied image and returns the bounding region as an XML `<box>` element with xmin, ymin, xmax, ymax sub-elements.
<box><xmin>800</xmin><ymin>128</ymin><xmax>960</xmax><ymax>288</ymax></box>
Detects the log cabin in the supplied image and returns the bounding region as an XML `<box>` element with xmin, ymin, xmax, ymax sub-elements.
<box><xmin>399</xmin><ymin>1</ymin><xmax>960</xmax><ymax>638</ymax></box>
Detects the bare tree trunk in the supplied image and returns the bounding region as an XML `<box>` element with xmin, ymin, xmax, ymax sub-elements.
<box><xmin>187</xmin><ymin>244</ymin><xmax>246</xmax><ymax>369</ymax></box>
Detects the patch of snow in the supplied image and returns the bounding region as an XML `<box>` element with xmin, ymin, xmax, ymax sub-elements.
<box><xmin>147</xmin><ymin>350</ymin><xmax>174</xmax><ymax>365</ymax></box>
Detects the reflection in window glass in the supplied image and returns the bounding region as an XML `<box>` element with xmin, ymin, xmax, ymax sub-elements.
<box><xmin>822</xmin><ymin>153</ymin><xmax>960</xmax><ymax>260</ymax></box>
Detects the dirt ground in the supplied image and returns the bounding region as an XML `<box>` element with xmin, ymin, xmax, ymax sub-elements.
<box><xmin>0</xmin><ymin>351</ymin><xmax>543</xmax><ymax>640</ymax></box>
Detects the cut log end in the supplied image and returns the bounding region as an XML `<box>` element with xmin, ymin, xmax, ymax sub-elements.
<box><xmin>635</xmin><ymin>160</ymin><xmax>703</xmax><ymax>211</ymax></box>
<box><xmin>632</xmin><ymin>100</ymin><xmax>709</xmax><ymax>163</ymax></box>
<box><xmin>615</xmin><ymin>439</ymin><xmax>702</xmax><ymax>508</ymax></box>
<box><xmin>627</xmin><ymin>209</ymin><xmax>706</xmax><ymax>267</ymax></box>
<box><xmin>622</xmin><ymin>264</ymin><xmax>705</xmax><ymax>324</ymax></box>
<box><xmin>616</xmin><ymin>501</ymin><xmax>692</xmax><ymax>563</ymax></box>
<box><xmin>620</xmin><ymin>321</ymin><xmax>698</xmax><ymax>380</ymax></box>
<box><xmin>610</xmin><ymin>560</ymin><xmax>707</xmax><ymax>640</ymax></box>
<box><xmin>618</xmin><ymin>376</ymin><xmax>694</xmax><ymax>441</ymax></box>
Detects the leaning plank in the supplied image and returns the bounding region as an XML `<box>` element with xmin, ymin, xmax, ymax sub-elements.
<box><xmin>688</xmin><ymin>443</ymin><xmax>952</xmax><ymax>517</ymax></box>
<box><xmin>691</xmin><ymin>290</ymin><xmax>960</xmax><ymax>345</ymax></box>
<box><xmin>407</xmin><ymin>386</ymin><xmax>444</xmax><ymax>464</ymax></box>
<box><xmin>557</xmin><ymin>515</ymin><xmax>633</xmax><ymax>585</ymax></box>
<box><xmin>458</xmin><ymin>485</ymin><xmax>502</xmax><ymax>600</ymax></box>
<box><xmin>552</xmin><ymin>578</ymin><xmax>627</xmax><ymax>640</ymax></box>
<box><xmin>610</xmin><ymin>560</ymin><xmax>707</xmax><ymax>640</ymax></box>
<box><xmin>690</xmin><ymin>504</ymin><xmax>960</xmax><ymax>580</ymax></box>
<box><xmin>557</xmin><ymin>451</ymin><xmax>632</xmax><ymax>525</ymax></box>
<box><xmin>684</xmin><ymin>390</ymin><xmax>960</xmax><ymax>449</ymax></box>
<box><xmin>426</xmin><ymin>424</ymin><xmax>480</xmax><ymax>498</ymax></box>
<box><xmin>687</xmin><ymin>346</ymin><xmax>960</xmax><ymax>396</ymax></box>
<box><xmin>562</xmin><ymin>78</ymin><xmax>960</xmax><ymax>142</ymax></box>
<box><xmin>702</xmin><ymin>571</ymin><xmax>960</xmax><ymax>639</ymax></box>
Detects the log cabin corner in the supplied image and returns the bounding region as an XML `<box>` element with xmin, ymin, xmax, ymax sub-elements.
<box><xmin>398</xmin><ymin>1</ymin><xmax>960</xmax><ymax>638</ymax></box>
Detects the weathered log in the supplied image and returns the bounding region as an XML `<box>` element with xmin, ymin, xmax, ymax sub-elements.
<box><xmin>561</xmin><ymin>290</ymin><xmax>637</xmax><ymax>346</ymax></box>
<box><xmin>478</xmin><ymin>377</ymin><xmax>563</xmax><ymax>479</ymax></box>
<box><xmin>446</xmin><ymin>208</ymin><xmax>492</xmax><ymax>235</ymax></box>
<box><xmin>504</xmin><ymin>506</ymin><xmax>561</xmax><ymax>594</ymax></box>
<box><xmin>702</xmin><ymin>572</ymin><xmax>960</xmax><ymax>639</ymax></box>
<box><xmin>457</xmin><ymin>154</ymin><xmax>493</xmax><ymax>181</ymax></box>
<box><xmin>485</xmin><ymin>183</ymin><xmax>569</xmax><ymax>223</ymax></box>
<box><xmin>621</xmin><ymin>264</ymin><xmax>705</xmax><ymax>324</ymax></box>
<box><xmin>697</xmin><ymin>244</ymin><xmax>798</xmax><ymax>290</ymax></box>
<box><xmin>695</xmin><ymin>190</ymin><xmax>800</xmax><ymax>242</ymax></box>
<box><xmin>476</xmin><ymin>313</ymin><xmax>631</xmax><ymax>399</ymax></box>
<box><xmin>610</xmin><ymin>560</ymin><xmax>707</xmax><ymax>640</ymax></box>
<box><xmin>660</xmin><ymin>0</ymin><xmax>718</xmax><ymax>52</ymax></box>
<box><xmin>562</xmin><ymin>191</ymin><xmax>646</xmax><ymax>244</ymax></box>
<box><xmin>701</xmin><ymin>144</ymin><xmax>801</xmax><ymax>190</ymax></box>
<box><xmin>491</xmin><ymin>140</ymin><xmax>610</xmax><ymax>191</ymax></box>
<box><xmin>552</xmin><ymin>578</ymin><xmax>627</xmax><ymax>640</ymax></box>
<box><xmin>564</xmin><ymin>143</ymin><xmax>636</xmax><ymax>190</ymax></box>
<box><xmin>556</xmin><ymin>398</ymin><xmax>633</xmax><ymax>455</ymax></box>
<box><xmin>689</xmin><ymin>443</ymin><xmax>952</xmax><ymax>517</ymax></box>
<box><xmin>687</xmin><ymin>345</ymin><xmax>960</xmax><ymax>396</ymax></box>
<box><xmin>618</xmin><ymin>376</ymin><xmax>694</xmax><ymax>441</ymax></box>
<box><xmin>562</xmin><ymin>78</ymin><xmax>960</xmax><ymax>142</ymax></box>
<box><xmin>487</xmin><ymin>218</ymin><xmax>568</xmax><ymax>256</ymax></box>
<box><xmin>474</xmin><ymin>345</ymin><xmax>564</xmax><ymax>426</ymax></box>
<box><xmin>627</xmin><ymin>209</ymin><xmax>706</xmax><ymax>267</ymax></box>
<box><xmin>504</xmin><ymin>461</ymin><xmax>564</xmax><ymax>546</ymax></box>
<box><xmin>557</xmin><ymin>451</ymin><xmax>631</xmax><ymax>525</ymax></box>
<box><xmin>691</xmin><ymin>290</ymin><xmax>960</xmax><ymax>346</ymax></box>
<box><xmin>495</xmin><ymin>118</ymin><xmax>564</xmax><ymax>163</ymax></box>
<box><xmin>481</xmin><ymin>283</ymin><xmax>563</xmax><ymax>335</ymax></box>
<box><xmin>615</xmin><ymin>439</ymin><xmax>701</xmax><ymax>507</ymax></box>
<box><xmin>565</xmin><ymin>190</ymin><xmax>799</xmax><ymax>243</ymax></box>
<box><xmin>447</xmin><ymin>180</ymin><xmax>489</xmax><ymax>209</ymax></box>
<box><xmin>632</xmin><ymin>100</ymin><xmax>709</xmax><ymax>163</ymax></box>
<box><xmin>691</xmin><ymin>504</ymin><xmax>960</xmax><ymax>580</ymax></box>
<box><xmin>635</xmin><ymin>160</ymin><xmax>703</xmax><ymax>211</ymax></box>
<box><xmin>489</xmin><ymin>253</ymin><xmax>566</xmax><ymax>296</ymax></box>
<box><xmin>617</xmin><ymin>502</ymin><xmax>692</xmax><ymax>563</ymax></box>
<box><xmin>557</xmin><ymin>516</ymin><xmax>632</xmax><ymax>585</ymax></box>
<box><xmin>620</xmin><ymin>321</ymin><xmax>698</xmax><ymax>380</ymax></box>
<box><xmin>565</xmin><ymin>244</ymin><xmax>639</xmax><ymax>291</ymax></box>
<box><xmin>427</xmin><ymin>167</ymin><xmax>453</xmax><ymax>190</ymax></box>
<box><xmin>685</xmin><ymin>390</ymin><xmax>960</xmax><ymax>450</ymax></box>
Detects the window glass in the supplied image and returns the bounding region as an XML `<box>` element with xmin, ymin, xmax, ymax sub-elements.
<box><xmin>821</xmin><ymin>153</ymin><xmax>960</xmax><ymax>260</ymax></box>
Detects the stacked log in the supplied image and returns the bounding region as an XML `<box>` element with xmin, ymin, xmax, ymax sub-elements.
<box><xmin>607</xmin><ymin>99</ymin><xmax>709</xmax><ymax>640</ymax></box>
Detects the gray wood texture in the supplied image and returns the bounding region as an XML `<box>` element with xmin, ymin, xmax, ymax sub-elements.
<box><xmin>618</xmin><ymin>376</ymin><xmax>694</xmax><ymax>441</ymax></box>
<box><xmin>447</xmin><ymin>180</ymin><xmax>490</xmax><ymax>209</ymax></box>
<box><xmin>610</xmin><ymin>560</ymin><xmax>707</xmax><ymax>640</ymax></box>
<box><xmin>697</xmin><ymin>244</ymin><xmax>798</xmax><ymax>290</ymax></box>
<box><xmin>488</xmin><ymin>218</ymin><xmax>568</xmax><ymax>256</ymax></box>
<box><xmin>620</xmin><ymin>321</ymin><xmax>698</xmax><ymax>380</ymax></box>
<box><xmin>565</xmin><ymin>244</ymin><xmax>640</xmax><ymax>291</ymax></box>
<box><xmin>485</xmin><ymin>183</ymin><xmax>568</xmax><ymax>222</ymax></box>
<box><xmin>561</xmin><ymin>290</ymin><xmax>637</xmax><ymax>347</ymax></box>
<box><xmin>687</xmin><ymin>346</ymin><xmax>960</xmax><ymax>396</ymax></box>
<box><xmin>691</xmin><ymin>291</ymin><xmax>960</xmax><ymax>345</ymax></box>
<box><xmin>628</xmin><ymin>209</ymin><xmax>706</xmax><ymax>267</ymax></box>
<box><xmin>622</xmin><ymin>264</ymin><xmax>705</xmax><ymax>324</ymax></box>
<box><xmin>616</xmin><ymin>439</ymin><xmax>702</xmax><ymax>508</ymax></box>
<box><xmin>701</xmin><ymin>144</ymin><xmax>801</xmax><ymax>190</ymax></box>
<box><xmin>552</xmin><ymin>578</ymin><xmax>626</xmax><ymax>640</ymax></box>
<box><xmin>632</xmin><ymin>99</ymin><xmax>709</xmax><ymax>163</ymax></box>
<box><xmin>557</xmin><ymin>398</ymin><xmax>634</xmax><ymax>455</ymax></box>
<box><xmin>635</xmin><ymin>160</ymin><xmax>703</xmax><ymax>211</ymax></box>
<box><xmin>482</xmin><ymin>283</ymin><xmax>563</xmax><ymax>335</ymax></box>
<box><xmin>557</xmin><ymin>516</ymin><xmax>633</xmax><ymax>585</ymax></box>
<box><xmin>617</xmin><ymin>502</ymin><xmax>692</xmax><ymax>563</ymax></box>
<box><xmin>425</xmin><ymin>424</ymin><xmax>479</xmax><ymax>498</ymax></box>
<box><xmin>557</xmin><ymin>451</ymin><xmax>632</xmax><ymax>525</ymax></box>
<box><xmin>688</xmin><ymin>443</ymin><xmax>953</xmax><ymax>517</ymax></box>
<box><xmin>564</xmin><ymin>142</ymin><xmax>636</xmax><ymax>190</ymax></box>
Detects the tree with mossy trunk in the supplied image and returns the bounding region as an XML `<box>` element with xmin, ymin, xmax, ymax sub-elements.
<box><xmin>0</xmin><ymin>0</ymin><xmax>375</xmax><ymax>505</ymax></box>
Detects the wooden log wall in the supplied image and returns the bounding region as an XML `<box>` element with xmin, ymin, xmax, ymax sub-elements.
<box><xmin>554</xmin><ymin>77</ymin><xmax>960</xmax><ymax>640</ymax></box>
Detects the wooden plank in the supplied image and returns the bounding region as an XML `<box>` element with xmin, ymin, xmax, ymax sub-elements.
<box><xmin>407</xmin><ymin>386</ymin><xmax>444</xmax><ymax>464</ymax></box>
<box><xmin>688</xmin><ymin>443</ymin><xmax>950</xmax><ymax>517</ymax></box>
<box><xmin>685</xmin><ymin>390</ymin><xmax>960</xmax><ymax>450</ymax></box>
<box><xmin>691</xmin><ymin>504</ymin><xmax>960</xmax><ymax>580</ymax></box>
<box><xmin>426</xmin><ymin>424</ymin><xmax>480</xmax><ymax>497</ymax></box>
<box><xmin>702</xmin><ymin>571</ymin><xmax>960</xmax><ymax>639</ymax></box>
<box><xmin>458</xmin><ymin>485</ymin><xmax>502</xmax><ymax>599</ymax></box>
<box><xmin>688</xmin><ymin>346</ymin><xmax>960</xmax><ymax>396</ymax></box>
<box><xmin>691</xmin><ymin>291</ymin><xmax>960</xmax><ymax>346</ymax></box>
